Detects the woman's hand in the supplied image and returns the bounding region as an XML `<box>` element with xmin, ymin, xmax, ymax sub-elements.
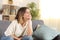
<box><xmin>18</xmin><ymin>37</ymin><xmax>22</xmax><ymax>40</ymax></box>
<box><xmin>11</xmin><ymin>34</ymin><xmax>22</xmax><ymax>40</ymax></box>
<box><xmin>17</xmin><ymin>38</ymin><xmax>20</xmax><ymax>40</ymax></box>
<box><xmin>17</xmin><ymin>38</ymin><xmax>22</xmax><ymax>40</ymax></box>
<box><xmin>27</xmin><ymin>15</ymin><xmax>32</xmax><ymax>20</ymax></box>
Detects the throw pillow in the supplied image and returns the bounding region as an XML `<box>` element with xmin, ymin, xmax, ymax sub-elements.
<box><xmin>33</xmin><ymin>24</ymin><xmax>60</xmax><ymax>40</ymax></box>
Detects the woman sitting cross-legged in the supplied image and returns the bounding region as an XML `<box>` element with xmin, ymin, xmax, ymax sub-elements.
<box><xmin>1</xmin><ymin>7</ymin><xmax>33</xmax><ymax>40</ymax></box>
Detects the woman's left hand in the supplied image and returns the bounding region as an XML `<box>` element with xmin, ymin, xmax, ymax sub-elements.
<box><xmin>27</xmin><ymin>15</ymin><xmax>32</xmax><ymax>20</ymax></box>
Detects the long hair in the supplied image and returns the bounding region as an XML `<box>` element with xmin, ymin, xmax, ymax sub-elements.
<box><xmin>15</xmin><ymin>7</ymin><xmax>29</xmax><ymax>23</ymax></box>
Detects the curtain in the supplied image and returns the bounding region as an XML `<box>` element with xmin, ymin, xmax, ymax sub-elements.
<box><xmin>40</xmin><ymin>0</ymin><xmax>60</xmax><ymax>31</ymax></box>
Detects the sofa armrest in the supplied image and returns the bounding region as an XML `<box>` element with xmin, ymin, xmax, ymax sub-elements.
<box><xmin>32</xmin><ymin>20</ymin><xmax>44</xmax><ymax>31</ymax></box>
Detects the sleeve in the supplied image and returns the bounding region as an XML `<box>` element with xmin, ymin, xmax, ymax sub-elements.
<box><xmin>4</xmin><ymin>20</ymin><xmax>16</xmax><ymax>36</ymax></box>
<box><xmin>30</xmin><ymin>20</ymin><xmax>33</xmax><ymax>33</ymax></box>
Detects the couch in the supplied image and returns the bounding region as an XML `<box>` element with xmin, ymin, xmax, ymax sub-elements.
<box><xmin>0</xmin><ymin>20</ymin><xmax>60</xmax><ymax>40</ymax></box>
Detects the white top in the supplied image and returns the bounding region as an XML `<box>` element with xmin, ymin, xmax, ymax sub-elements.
<box><xmin>4</xmin><ymin>20</ymin><xmax>32</xmax><ymax>37</ymax></box>
<box><xmin>0</xmin><ymin>14</ymin><xmax>2</xmax><ymax>20</ymax></box>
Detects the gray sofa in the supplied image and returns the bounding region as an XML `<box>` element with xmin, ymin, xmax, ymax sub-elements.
<box><xmin>0</xmin><ymin>20</ymin><xmax>11</xmax><ymax>38</ymax></box>
<box><xmin>0</xmin><ymin>20</ymin><xmax>44</xmax><ymax>40</ymax></box>
<box><xmin>0</xmin><ymin>20</ymin><xmax>60</xmax><ymax>40</ymax></box>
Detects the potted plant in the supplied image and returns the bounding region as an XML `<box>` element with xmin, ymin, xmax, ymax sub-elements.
<box><xmin>27</xmin><ymin>2</ymin><xmax>40</xmax><ymax>20</ymax></box>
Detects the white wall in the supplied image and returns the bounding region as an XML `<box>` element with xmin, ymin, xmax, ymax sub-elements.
<box><xmin>2</xmin><ymin>0</ymin><xmax>39</xmax><ymax>7</ymax></box>
<box><xmin>40</xmin><ymin>0</ymin><xmax>60</xmax><ymax>31</ymax></box>
<box><xmin>0</xmin><ymin>0</ymin><xmax>2</xmax><ymax>20</ymax></box>
<box><xmin>2</xmin><ymin>0</ymin><xmax>7</xmax><ymax>4</ymax></box>
<box><xmin>0</xmin><ymin>0</ymin><xmax>2</xmax><ymax>9</ymax></box>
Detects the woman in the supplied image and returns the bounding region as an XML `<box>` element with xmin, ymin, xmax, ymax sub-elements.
<box><xmin>1</xmin><ymin>7</ymin><xmax>33</xmax><ymax>40</ymax></box>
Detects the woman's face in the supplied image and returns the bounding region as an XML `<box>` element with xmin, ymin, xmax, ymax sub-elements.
<box><xmin>23</xmin><ymin>9</ymin><xmax>32</xmax><ymax>21</ymax></box>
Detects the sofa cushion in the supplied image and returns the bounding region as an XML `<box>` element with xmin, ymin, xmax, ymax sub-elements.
<box><xmin>0</xmin><ymin>20</ymin><xmax>11</xmax><ymax>37</ymax></box>
<box><xmin>33</xmin><ymin>24</ymin><xmax>60</xmax><ymax>40</ymax></box>
<box><xmin>0</xmin><ymin>28</ymin><xmax>2</xmax><ymax>38</ymax></box>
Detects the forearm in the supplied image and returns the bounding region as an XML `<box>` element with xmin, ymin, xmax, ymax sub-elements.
<box><xmin>27</xmin><ymin>29</ymin><xmax>33</xmax><ymax>36</ymax></box>
<box><xmin>27</xmin><ymin>20</ymin><xmax>33</xmax><ymax>36</ymax></box>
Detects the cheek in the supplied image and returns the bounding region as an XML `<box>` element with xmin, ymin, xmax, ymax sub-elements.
<box><xmin>23</xmin><ymin>14</ymin><xmax>28</xmax><ymax>19</ymax></box>
<box><xmin>24</xmin><ymin>14</ymin><xmax>29</xmax><ymax>17</ymax></box>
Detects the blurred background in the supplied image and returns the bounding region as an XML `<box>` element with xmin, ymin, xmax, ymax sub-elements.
<box><xmin>0</xmin><ymin>0</ymin><xmax>60</xmax><ymax>32</ymax></box>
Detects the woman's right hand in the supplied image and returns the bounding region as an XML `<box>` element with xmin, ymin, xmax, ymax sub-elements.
<box><xmin>17</xmin><ymin>37</ymin><xmax>22</xmax><ymax>40</ymax></box>
<box><xmin>17</xmin><ymin>38</ymin><xmax>20</xmax><ymax>40</ymax></box>
<box><xmin>17</xmin><ymin>39</ymin><xmax>20</xmax><ymax>40</ymax></box>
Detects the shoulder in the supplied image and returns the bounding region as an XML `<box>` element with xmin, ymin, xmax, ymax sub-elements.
<box><xmin>11</xmin><ymin>20</ymin><xmax>18</xmax><ymax>24</ymax></box>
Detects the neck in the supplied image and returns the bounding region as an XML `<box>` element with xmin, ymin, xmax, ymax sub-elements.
<box><xmin>19</xmin><ymin>19</ymin><xmax>27</xmax><ymax>27</ymax></box>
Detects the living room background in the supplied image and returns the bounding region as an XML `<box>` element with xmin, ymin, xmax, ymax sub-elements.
<box><xmin>0</xmin><ymin>0</ymin><xmax>60</xmax><ymax>31</ymax></box>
